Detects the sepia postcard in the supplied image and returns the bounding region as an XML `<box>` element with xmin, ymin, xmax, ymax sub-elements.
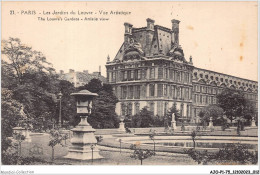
<box><xmin>1</xmin><ymin>1</ymin><xmax>259</xmax><ymax>175</ymax></box>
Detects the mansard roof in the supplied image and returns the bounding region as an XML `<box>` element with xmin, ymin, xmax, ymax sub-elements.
<box><xmin>108</xmin><ymin>18</ymin><xmax>190</xmax><ymax>65</ymax></box>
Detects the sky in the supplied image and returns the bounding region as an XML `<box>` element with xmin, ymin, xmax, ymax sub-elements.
<box><xmin>2</xmin><ymin>1</ymin><xmax>258</xmax><ymax>81</ymax></box>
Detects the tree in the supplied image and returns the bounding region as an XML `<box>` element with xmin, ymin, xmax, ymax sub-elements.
<box><xmin>130</xmin><ymin>144</ymin><xmax>154</xmax><ymax>165</ymax></box>
<box><xmin>216</xmin><ymin>88</ymin><xmax>246</xmax><ymax>123</ymax></box>
<box><xmin>1</xmin><ymin>88</ymin><xmax>24</xmax><ymax>138</ymax></box>
<box><xmin>48</xmin><ymin>129</ymin><xmax>67</xmax><ymax>162</ymax></box>
<box><xmin>132</xmin><ymin>107</ymin><xmax>154</xmax><ymax>128</ymax></box>
<box><xmin>81</xmin><ymin>79</ymin><xmax>119</xmax><ymax>129</ymax></box>
<box><xmin>166</xmin><ymin>103</ymin><xmax>181</xmax><ymax>127</ymax></box>
<box><xmin>217</xmin><ymin>88</ymin><xmax>256</xmax><ymax>133</ymax></box>
<box><xmin>58</xmin><ymin>80</ymin><xmax>76</xmax><ymax>127</ymax></box>
<box><xmin>200</xmin><ymin>105</ymin><xmax>224</xmax><ymax>126</ymax></box>
<box><xmin>1</xmin><ymin>37</ymin><xmax>54</xmax><ymax>85</ymax></box>
<box><xmin>1</xmin><ymin>38</ymin><xmax>78</xmax><ymax>131</ymax></box>
<box><xmin>191</xmin><ymin>131</ymin><xmax>197</xmax><ymax>149</ymax></box>
<box><xmin>149</xmin><ymin>132</ymin><xmax>156</xmax><ymax>154</ymax></box>
<box><xmin>13</xmin><ymin>132</ymin><xmax>26</xmax><ymax>157</ymax></box>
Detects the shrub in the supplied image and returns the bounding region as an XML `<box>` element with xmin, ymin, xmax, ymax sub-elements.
<box><xmin>186</xmin><ymin>143</ymin><xmax>258</xmax><ymax>165</ymax></box>
<box><xmin>130</xmin><ymin>144</ymin><xmax>154</xmax><ymax>165</ymax></box>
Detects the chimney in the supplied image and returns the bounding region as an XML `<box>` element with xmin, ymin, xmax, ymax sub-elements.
<box><xmin>99</xmin><ymin>65</ymin><xmax>101</xmax><ymax>76</ymax></box>
<box><xmin>83</xmin><ymin>70</ymin><xmax>89</xmax><ymax>74</ymax></box>
<box><xmin>189</xmin><ymin>55</ymin><xmax>193</xmax><ymax>64</ymax></box>
<box><xmin>124</xmin><ymin>22</ymin><xmax>133</xmax><ymax>47</ymax></box>
<box><xmin>59</xmin><ymin>70</ymin><xmax>64</xmax><ymax>74</ymax></box>
<box><xmin>171</xmin><ymin>19</ymin><xmax>180</xmax><ymax>46</ymax></box>
<box><xmin>145</xmin><ymin>18</ymin><xmax>155</xmax><ymax>56</ymax></box>
<box><xmin>146</xmin><ymin>18</ymin><xmax>155</xmax><ymax>31</ymax></box>
<box><xmin>69</xmin><ymin>69</ymin><xmax>75</xmax><ymax>73</ymax></box>
<box><xmin>107</xmin><ymin>55</ymin><xmax>110</xmax><ymax>62</ymax></box>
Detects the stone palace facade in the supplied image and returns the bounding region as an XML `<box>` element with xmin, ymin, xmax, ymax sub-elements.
<box><xmin>106</xmin><ymin>18</ymin><xmax>258</xmax><ymax>123</ymax></box>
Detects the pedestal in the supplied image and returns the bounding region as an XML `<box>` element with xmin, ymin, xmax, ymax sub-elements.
<box><xmin>171</xmin><ymin>121</ymin><xmax>177</xmax><ymax>130</ymax></box>
<box><xmin>208</xmin><ymin>117</ymin><xmax>214</xmax><ymax>128</ymax></box>
<box><xmin>118</xmin><ymin>122</ymin><xmax>126</xmax><ymax>132</ymax></box>
<box><xmin>13</xmin><ymin>127</ymin><xmax>31</xmax><ymax>142</ymax></box>
<box><xmin>24</xmin><ymin>129</ymin><xmax>32</xmax><ymax>142</ymax></box>
<box><xmin>208</xmin><ymin>121</ymin><xmax>213</xmax><ymax>128</ymax></box>
<box><xmin>251</xmin><ymin>119</ymin><xmax>256</xmax><ymax>127</ymax></box>
<box><xmin>64</xmin><ymin>116</ymin><xmax>103</xmax><ymax>160</ymax></box>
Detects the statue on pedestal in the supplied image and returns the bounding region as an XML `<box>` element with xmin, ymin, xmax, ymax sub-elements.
<box><xmin>171</xmin><ymin>113</ymin><xmax>177</xmax><ymax>130</ymax></box>
<box><xmin>208</xmin><ymin>117</ymin><xmax>214</xmax><ymax>128</ymax></box>
<box><xmin>251</xmin><ymin>117</ymin><xmax>256</xmax><ymax>127</ymax></box>
<box><xmin>118</xmin><ymin>116</ymin><xmax>126</xmax><ymax>132</ymax></box>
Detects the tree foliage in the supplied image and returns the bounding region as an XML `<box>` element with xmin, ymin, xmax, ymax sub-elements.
<box><xmin>217</xmin><ymin>88</ymin><xmax>246</xmax><ymax>122</ymax></box>
<box><xmin>78</xmin><ymin>79</ymin><xmax>119</xmax><ymax>129</ymax></box>
<box><xmin>1</xmin><ymin>88</ymin><xmax>24</xmax><ymax>138</ymax></box>
<box><xmin>165</xmin><ymin>103</ymin><xmax>181</xmax><ymax>127</ymax></box>
<box><xmin>2</xmin><ymin>37</ymin><xmax>54</xmax><ymax>84</ymax></box>
<box><xmin>199</xmin><ymin>105</ymin><xmax>225</xmax><ymax>126</ymax></box>
<box><xmin>131</xmin><ymin>107</ymin><xmax>154</xmax><ymax>128</ymax></box>
<box><xmin>186</xmin><ymin>143</ymin><xmax>258</xmax><ymax>165</ymax></box>
<box><xmin>130</xmin><ymin>144</ymin><xmax>154</xmax><ymax>165</ymax></box>
<box><xmin>2</xmin><ymin>38</ymin><xmax>77</xmax><ymax>131</ymax></box>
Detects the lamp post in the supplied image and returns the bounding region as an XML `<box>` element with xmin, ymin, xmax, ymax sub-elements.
<box><xmin>57</xmin><ymin>92</ymin><xmax>62</xmax><ymax>128</ymax></box>
<box><xmin>64</xmin><ymin>90</ymin><xmax>103</xmax><ymax>160</ymax></box>
<box><xmin>91</xmin><ymin>144</ymin><xmax>94</xmax><ymax>164</ymax></box>
<box><xmin>119</xmin><ymin>139</ymin><xmax>122</xmax><ymax>153</ymax></box>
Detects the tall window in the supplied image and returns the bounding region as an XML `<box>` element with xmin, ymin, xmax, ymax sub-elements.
<box><xmin>169</xmin><ymin>85</ymin><xmax>173</xmax><ymax>97</ymax></box>
<box><xmin>127</xmin><ymin>70</ymin><xmax>131</xmax><ymax>80</ymax></box>
<box><xmin>135</xmin><ymin>103</ymin><xmax>140</xmax><ymax>115</ymax></box>
<box><xmin>142</xmin><ymin>69</ymin><xmax>147</xmax><ymax>79</ymax></box>
<box><xmin>121</xmin><ymin>86</ymin><xmax>127</xmax><ymax>99</ymax></box>
<box><xmin>164</xmin><ymin>68</ymin><xmax>168</xmax><ymax>79</ymax></box>
<box><xmin>169</xmin><ymin>69</ymin><xmax>173</xmax><ymax>79</ymax></box>
<box><xmin>179</xmin><ymin>87</ymin><xmax>182</xmax><ymax>99</ymax></box>
<box><xmin>164</xmin><ymin>102</ymin><xmax>168</xmax><ymax>116</ymax></box>
<box><xmin>131</xmin><ymin>70</ymin><xmax>134</xmax><ymax>80</ymax></box>
<box><xmin>186</xmin><ymin>104</ymin><xmax>189</xmax><ymax>117</ymax></box>
<box><xmin>150</xmin><ymin>68</ymin><xmax>155</xmax><ymax>79</ymax></box>
<box><xmin>127</xmin><ymin>103</ymin><xmax>132</xmax><ymax>116</ymax></box>
<box><xmin>149</xmin><ymin>102</ymin><xmax>155</xmax><ymax>114</ymax></box>
<box><xmin>177</xmin><ymin>72</ymin><xmax>180</xmax><ymax>82</ymax></box>
<box><xmin>129</xmin><ymin>86</ymin><xmax>134</xmax><ymax>99</ymax></box>
<box><xmin>134</xmin><ymin>86</ymin><xmax>141</xmax><ymax>99</ymax></box>
<box><xmin>121</xmin><ymin>103</ymin><xmax>126</xmax><ymax>116</ymax></box>
<box><xmin>158</xmin><ymin>68</ymin><xmax>163</xmax><ymax>79</ymax></box>
<box><xmin>108</xmin><ymin>72</ymin><xmax>112</xmax><ymax>82</ymax></box>
<box><xmin>180</xmin><ymin>103</ymin><xmax>184</xmax><ymax>117</ymax></box>
<box><xmin>124</xmin><ymin>71</ymin><xmax>127</xmax><ymax>81</ymax></box>
<box><xmin>186</xmin><ymin>88</ymin><xmax>189</xmax><ymax>99</ymax></box>
<box><xmin>164</xmin><ymin>84</ymin><xmax>167</xmax><ymax>96</ymax></box>
<box><xmin>150</xmin><ymin>84</ymin><xmax>155</xmax><ymax>97</ymax></box>
<box><xmin>172</xmin><ymin>86</ymin><xmax>176</xmax><ymax>98</ymax></box>
<box><xmin>158</xmin><ymin>84</ymin><xmax>163</xmax><ymax>97</ymax></box>
<box><xmin>136</xmin><ymin>70</ymin><xmax>141</xmax><ymax>80</ymax></box>
<box><xmin>112</xmin><ymin>72</ymin><xmax>115</xmax><ymax>82</ymax></box>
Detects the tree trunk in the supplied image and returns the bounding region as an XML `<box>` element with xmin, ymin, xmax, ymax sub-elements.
<box><xmin>193</xmin><ymin>140</ymin><xmax>195</xmax><ymax>149</ymax></box>
<box><xmin>52</xmin><ymin>147</ymin><xmax>54</xmax><ymax>162</ymax></box>
<box><xmin>19</xmin><ymin>142</ymin><xmax>22</xmax><ymax>157</ymax></box>
<box><xmin>140</xmin><ymin>159</ymin><xmax>143</xmax><ymax>165</ymax></box>
<box><xmin>153</xmin><ymin>141</ymin><xmax>155</xmax><ymax>153</ymax></box>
